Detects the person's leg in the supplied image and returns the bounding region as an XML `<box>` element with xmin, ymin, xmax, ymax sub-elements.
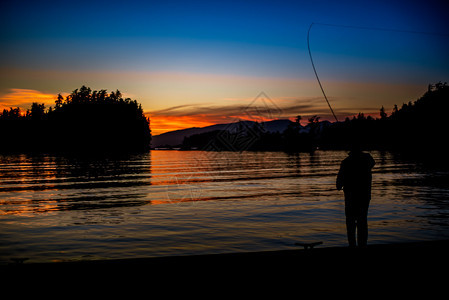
<box><xmin>346</xmin><ymin>215</ymin><xmax>356</xmax><ymax>247</ymax></box>
<box><xmin>345</xmin><ymin>200</ymin><xmax>357</xmax><ymax>247</ymax></box>
<box><xmin>357</xmin><ymin>200</ymin><xmax>370</xmax><ymax>247</ymax></box>
<box><xmin>357</xmin><ymin>215</ymin><xmax>368</xmax><ymax>247</ymax></box>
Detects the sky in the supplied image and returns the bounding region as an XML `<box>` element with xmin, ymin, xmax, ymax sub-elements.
<box><xmin>1</xmin><ymin>0</ymin><xmax>448</xmax><ymax>135</ymax></box>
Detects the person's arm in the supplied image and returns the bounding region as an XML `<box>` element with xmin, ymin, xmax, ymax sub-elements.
<box><xmin>368</xmin><ymin>154</ymin><xmax>375</xmax><ymax>169</ymax></box>
<box><xmin>336</xmin><ymin>162</ymin><xmax>344</xmax><ymax>191</ymax></box>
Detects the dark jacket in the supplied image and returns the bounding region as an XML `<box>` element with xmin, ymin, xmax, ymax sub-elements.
<box><xmin>337</xmin><ymin>151</ymin><xmax>375</xmax><ymax>202</ymax></box>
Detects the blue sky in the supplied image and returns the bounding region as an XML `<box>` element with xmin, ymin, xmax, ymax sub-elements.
<box><xmin>1</xmin><ymin>0</ymin><xmax>448</xmax><ymax>134</ymax></box>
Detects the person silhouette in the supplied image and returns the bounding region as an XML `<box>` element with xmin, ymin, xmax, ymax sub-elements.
<box><xmin>336</xmin><ymin>144</ymin><xmax>375</xmax><ymax>247</ymax></box>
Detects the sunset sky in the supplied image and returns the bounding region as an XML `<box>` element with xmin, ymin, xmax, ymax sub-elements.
<box><xmin>1</xmin><ymin>0</ymin><xmax>448</xmax><ymax>135</ymax></box>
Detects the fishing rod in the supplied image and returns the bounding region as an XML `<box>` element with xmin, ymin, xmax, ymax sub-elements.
<box><xmin>307</xmin><ymin>22</ymin><xmax>338</xmax><ymax>123</ymax></box>
<box><xmin>306</xmin><ymin>22</ymin><xmax>449</xmax><ymax>123</ymax></box>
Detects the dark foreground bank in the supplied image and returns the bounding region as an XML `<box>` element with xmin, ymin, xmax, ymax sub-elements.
<box><xmin>3</xmin><ymin>241</ymin><xmax>448</xmax><ymax>295</ymax></box>
<box><xmin>3</xmin><ymin>240</ymin><xmax>448</xmax><ymax>277</ymax></box>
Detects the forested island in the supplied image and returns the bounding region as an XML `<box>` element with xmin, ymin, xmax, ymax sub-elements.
<box><xmin>0</xmin><ymin>86</ymin><xmax>151</xmax><ymax>153</ymax></box>
<box><xmin>181</xmin><ymin>82</ymin><xmax>449</xmax><ymax>155</ymax></box>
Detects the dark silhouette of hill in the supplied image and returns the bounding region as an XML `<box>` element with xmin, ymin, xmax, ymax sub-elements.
<box><xmin>0</xmin><ymin>86</ymin><xmax>151</xmax><ymax>153</ymax></box>
<box><xmin>179</xmin><ymin>116</ymin><xmax>331</xmax><ymax>151</ymax></box>
<box><xmin>152</xmin><ymin>123</ymin><xmax>234</xmax><ymax>148</ymax></box>
<box><xmin>152</xmin><ymin>119</ymin><xmax>291</xmax><ymax>148</ymax></box>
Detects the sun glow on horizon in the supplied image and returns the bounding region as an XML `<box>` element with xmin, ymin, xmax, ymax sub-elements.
<box><xmin>0</xmin><ymin>88</ymin><xmax>63</xmax><ymax>112</ymax></box>
<box><xmin>148</xmin><ymin>115</ymin><xmax>219</xmax><ymax>135</ymax></box>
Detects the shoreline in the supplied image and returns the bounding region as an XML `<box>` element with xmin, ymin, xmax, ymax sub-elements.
<box><xmin>3</xmin><ymin>239</ymin><xmax>448</xmax><ymax>272</ymax></box>
<box><xmin>2</xmin><ymin>241</ymin><xmax>447</xmax><ymax>293</ymax></box>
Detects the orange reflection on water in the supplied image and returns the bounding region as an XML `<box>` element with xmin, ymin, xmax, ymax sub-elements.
<box><xmin>0</xmin><ymin>156</ymin><xmax>61</xmax><ymax>216</ymax></box>
<box><xmin>0</xmin><ymin>197</ymin><xmax>60</xmax><ymax>216</ymax></box>
<box><xmin>0</xmin><ymin>153</ymin><xmax>154</xmax><ymax>216</ymax></box>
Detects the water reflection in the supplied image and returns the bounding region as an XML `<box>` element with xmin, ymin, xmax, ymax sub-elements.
<box><xmin>2</xmin><ymin>150</ymin><xmax>449</xmax><ymax>217</ymax></box>
<box><xmin>0</xmin><ymin>153</ymin><xmax>152</xmax><ymax>215</ymax></box>
<box><xmin>0</xmin><ymin>150</ymin><xmax>448</xmax><ymax>263</ymax></box>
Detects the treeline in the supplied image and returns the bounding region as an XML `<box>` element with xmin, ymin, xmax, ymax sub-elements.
<box><xmin>0</xmin><ymin>86</ymin><xmax>152</xmax><ymax>153</ymax></box>
<box><xmin>322</xmin><ymin>81</ymin><xmax>449</xmax><ymax>153</ymax></box>
<box><xmin>181</xmin><ymin>82</ymin><xmax>449</xmax><ymax>153</ymax></box>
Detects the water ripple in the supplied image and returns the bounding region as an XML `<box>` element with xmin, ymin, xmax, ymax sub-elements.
<box><xmin>1</xmin><ymin>150</ymin><xmax>448</xmax><ymax>263</ymax></box>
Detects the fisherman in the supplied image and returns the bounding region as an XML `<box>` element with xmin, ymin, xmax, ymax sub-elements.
<box><xmin>336</xmin><ymin>144</ymin><xmax>375</xmax><ymax>247</ymax></box>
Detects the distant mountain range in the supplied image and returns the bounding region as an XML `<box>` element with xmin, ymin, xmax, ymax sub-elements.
<box><xmin>151</xmin><ymin>119</ymin><xmax>293</xmax><ymax>148</ymax></box>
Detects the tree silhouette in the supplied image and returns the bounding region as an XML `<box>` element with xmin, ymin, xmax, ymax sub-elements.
<box><xmin>380</xmin><ymin>106</ymin><xmax>387</xmax><ymax>120</ymax></box>
<box><xmin>0</xmin><ymin>85</ymin><xmax>151</xmax><ymax>153</ymax></box>
<box><xmin>30</xmin><ymin>103</ymin><xmax>45</xmax><ymax>121</ymax></box>
<box><xmin>1</xmin><ymin>107</ymin><xmax>21</xmax><ymax>120</ymax></box>
<box><xmin>55</xmin><ymin>93</ymin><xmax>63</xmax><ymax>109</ymax></box>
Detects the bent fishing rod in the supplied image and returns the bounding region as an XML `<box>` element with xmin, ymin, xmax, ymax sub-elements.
<box><xmin>306</xmin><ymin>22</ymin><xmax>449</xmax><ymax>124</ymax></box>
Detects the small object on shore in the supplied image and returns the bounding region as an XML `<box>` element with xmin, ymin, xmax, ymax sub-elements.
<box><xmin>294</xmin><ymin>241</ymin><xmax>323</xmax><ymax>250</ymax></box>
<box><xmin>10</xmin><ymin>258</ymin><xmax>29</xmax><ymax>264</ymax></box>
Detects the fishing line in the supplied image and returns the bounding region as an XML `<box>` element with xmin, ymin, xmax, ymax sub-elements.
<box><xmin>307</xmin><ymin>22</ymin><xmax>449</xmax><ymax>123</ymax></box>
<box><xmin>312</xmin><ymin>22</ymin><xmax>449</xmax><ymax>37</ymax></box>
<box><xmin>307</xmin><ymin>22</ymin><xmax>338</xmax><ymax>122</ymax></box>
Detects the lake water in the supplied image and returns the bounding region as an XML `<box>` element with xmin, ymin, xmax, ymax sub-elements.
<box><xmin>1</xmin><ymin>150</ymin><xmax>449</xmax><ymax>263</ymax></box>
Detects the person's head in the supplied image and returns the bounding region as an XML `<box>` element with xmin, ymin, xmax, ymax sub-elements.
<box><xmin>349</xmin><ymin>142</ymin><xmax>362</xmax><ymax>155</ymax></box>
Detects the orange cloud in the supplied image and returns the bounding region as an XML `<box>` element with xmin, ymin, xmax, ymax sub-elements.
<box><xmin>0</xmin><ymin>88</ymin><xmax>59</xmax><ymax>112</ymax></box>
